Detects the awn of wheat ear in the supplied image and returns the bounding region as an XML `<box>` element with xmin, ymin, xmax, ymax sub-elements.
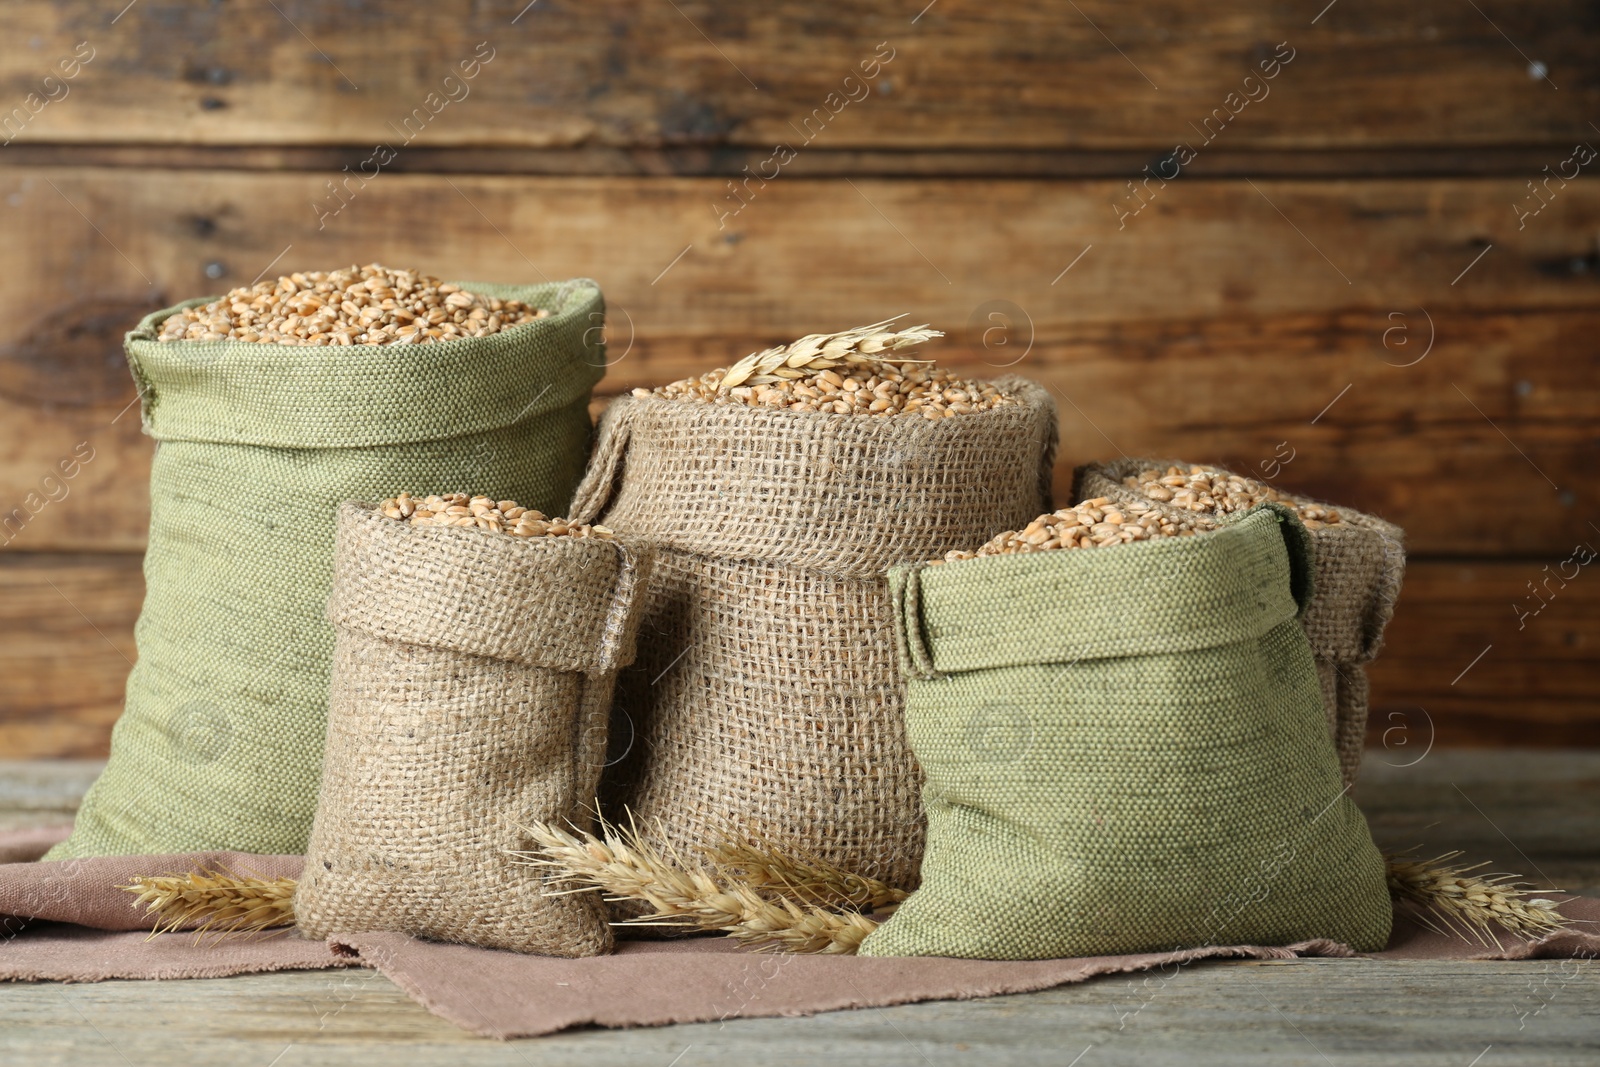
<box><xmin>1385</xmin><ymin>852</ymin><xmax>1571</xmax><ymax>945</ymax></box>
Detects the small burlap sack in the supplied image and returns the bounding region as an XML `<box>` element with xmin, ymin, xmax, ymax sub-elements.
<box><xmin>49</xmin><ymin>280</ymin><xmax>607</xmax><ymax>861</ymax></box>
<box><xmin>567</xmin><ymin>376</ymin><xmax>1058</xmax><ymax>900</ymax></box>
<box><xmin>1073</xmin><ymin>458</ymin><xmax>1405</xmax><ymax>786</ymax></box>
<box><xmin>294</xmin><ymin>503</ymin><xmax>652</xmax><ymax>956</ymax></box>
<box><xmin>861</xmin><ymin>505</ymin><xmax>1392</xmax><ymax>960</ymax></box>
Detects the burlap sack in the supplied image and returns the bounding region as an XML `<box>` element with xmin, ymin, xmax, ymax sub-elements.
<box><xmin>567</xmin><ymin>377</ymin><xmax>1058</xmax><ymax>898</ymax></box>
<box><xmin>862</xmin><ymin>506</ymin><xmax>1392</xmax><ymax>959</ymax></box>
<box><xmin>1073</xmin><ymin>458</ymin><xmax>1405</xmax><ymax>786</ymax></box>
<box><xmin>50</xmin><ymin>279</ymin><xmax>608</xmax><ymax>861</ymax></box>
<box><xmin>294</xmin><ymin>503</ymin><xmax>652</xmax><ymax>956</ymax></box>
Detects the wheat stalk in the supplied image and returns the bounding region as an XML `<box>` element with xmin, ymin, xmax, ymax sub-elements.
<box><xmin>119</xmin><ymin>869</ymin><xmax>297</xmax><ymax>939</ymax></box>
<box><xmin>1385</xmin><ymin>852</ymin><xmax>1571</xmax><ymax>946</ymax></box>
<box><xmin>704</xmin><ymin>837</ymin><xmax>907</xmax><ymax>911</ymax></box>
<box><xmin>716</xmin><ymin>317</ymin><xmax>944</xmax><ymax>390</ymax></box>
<box><xmin>514</xmin><ymin>819</ymin><xmax>881</xmax><ymax>954</ymax></box>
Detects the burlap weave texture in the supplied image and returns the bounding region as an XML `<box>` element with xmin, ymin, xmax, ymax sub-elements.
<box><xmin>569</xmin><ymin>377</ymin><xmax>1059</xmax><ymax>898</ymax></box>
<box><xmin>1073</xmin><ymin>458</ymin><xmax>1405</xmax><ymax>786</ymax></box>
<box><xmin>49</xmin><ymin>279</ymin><xmax>607</xmax><ymax>860</ymax></box>
<box><xmin>294</xmin><ymin>503</ymin><xmax>652</xmax><ymax>956</ymax></box>
<box><xmin>862</xmin><ymin>506</ymin><xmax>1392</xmax><ymax>960</ymax></box>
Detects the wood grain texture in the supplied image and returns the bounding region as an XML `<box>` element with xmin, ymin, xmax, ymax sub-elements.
<box><xmin>2</xmin><ymin>753</ymin><xmax>1596</xmax><ymax>1063</ymax></box>
<box><xmin>1357</xmin><ymin>750</ymin><xmax>1600</xmax><ymax>895</ymax></box>
<box><xmin>0</xmin><ymin>1</ymin><xmax>1593</xmax><ymax>750</ymax></box>
<box><xmin>1</xmin><ymin>556</ymin><xmax>1591</xmax><ymax>758</ymax></box>
<box><xmin>0</xmin><ymin>168</ymin><xmax>1595</xmax><ymax>554</ymax></box>
<box><xmin>1368</xmin><ymin>557</ymin><xmax>1600</xmax><ymax>748</ymax></box>
<box><xmin>0</xmin><ymin>143</ymin><xmax>1588</xmax><ymax>179</ymax></box>
<box><xmin>4</xmin><ymin>958</ymin><xmax>1595</xmax><ymax>1066</ymax></box>
<box><xmin>0</xmin><ymin>2</ymin><xmax>1594</xmax><ymax>151</ymax></box>
<box><xmin>0</xmin><ymin>554</ymin><xmax>140</xmax><ymax>759</ymax></box>
<box><xmin>0</xmin><ymin>758</ymin><xmax>97</xmax><ymax>833</ymax></box>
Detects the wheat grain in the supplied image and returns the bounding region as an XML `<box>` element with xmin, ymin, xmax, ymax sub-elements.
<box><xmin>157</xmin><ymin>263</ymin><xmax>549</xmax><ymax>346</ymax></box>
<box><xmin>377</xmin><ymin>493</ymin><xmax>613</xmax><ymax>539</ymax></box>
<box><xmin>119</xmin><ymin>870</ymin><xmax>297</xmax><ymax>938</ymax></box>
<box><xmin>515</xmin><ymin>819</ymin><xmax>883</xmax><ymax>954</ymax></box>
<box><xmin>643</xmin><ymin>361</ymin><xmax>1014</xmax><ymax>418</ymax></box>
<box><xmin>934</xmin><ymin>497</ymin><xmax>1207</xmax><ymax>563</ymax></box>
<box><xmin>1385</xmin><ymin>852</ymin><xmax>1571</xmax><ymax>945</ymax></box>
<box><xmin>1124</xmin><ymin>465</ymin><xmax>1344</xmax><ymax>529</ymax></box>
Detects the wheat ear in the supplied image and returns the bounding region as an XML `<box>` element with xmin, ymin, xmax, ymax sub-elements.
<box><xmin>515</xmin><ymin>820</ymin><xmax>880</xmax><ymax>954</ymax></box>
<box><xmin>704</xmin><ymin>837</ymin><xmax>907</xmax><ymax>911</ymax></box>
<box><xmin>119</xmin><ymin>870</ymin><xmax>297</xmax><ymax>939</ymax></box>
<box><xmin>1385</xmin><ymin>852</ymin><xmax>1570</xmax><ymax>945</ymax></box>
<box><xmin>717</xmin><ymin>317</ymin><xmax>944</xmax><ymax>390</ymax></box>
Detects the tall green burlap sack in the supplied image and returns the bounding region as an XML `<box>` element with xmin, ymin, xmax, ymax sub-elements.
<box><xmin>1073</xmin><ymin>459</ymin><xmax>1405</xmax><ymax>787</ymax></box>
<box><xmin>860</xmin><ymin>506</ymin><xmax>1392</xmax><ymax>960</ymax></box>
<box><xmin>48</xmin><ymin>279</ymin><xmax>607</xmax><ymax>860</ymax></box>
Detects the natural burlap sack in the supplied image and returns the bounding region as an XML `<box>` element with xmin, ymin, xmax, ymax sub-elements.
<box><xmin>862</xmin><ymin>505</ymin><xmax>1392</xmax><ymax>960</ymax></box>
<box><xmin>50</xmin><ymin>279</ymin><xmax>608</xmax><ymax>860</ymax></box>
<box><xmin>294</xmin><ymin>503</ymin><xmax>651</xmax><ymax>956</ymax></box>
<box><xmin>1073</xmin><ymin>458</ymin><xmax>1405</xmax><ymax>786</ymax></box>
<box><xmin>567</xmin><ymin>376</ymin><xmax>1058</xmax><ymax>899</ymax></box>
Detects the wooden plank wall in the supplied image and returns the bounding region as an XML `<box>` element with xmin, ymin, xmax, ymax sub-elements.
<box><xmin>0</xmin><ymin>1</ymin><xmax>1596</xmax><ymax>756</ymax></box>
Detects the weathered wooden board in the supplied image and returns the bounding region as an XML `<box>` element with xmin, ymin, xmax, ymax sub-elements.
<box><xmin>2</xmin><ymin>368</ymin><xmax>1595</xmax><ymax>559</ymax></box>
<box><xmin>0</xmin><ymin>554</ymin><xmax>141</xmax><ymax>759</ymax></box>
<box><xmin>0</xmin><ymin>169</ymin><xmax>1596</xmax><ymax>555</ymax></box>
<box><xmin>2</xmin><ymin>556</ymin><xmax>1592</xmax><ymax>758</ymax></box>
<box><xmin>0</xmin><ymin>143</ymin><xmax>1589</xmax><ymax>179</ymax></box>
<box><xmin>13</xmin><ymin>170</ymin><xmax>1596</xmax><ymax>324</ymax></box>
<box><xmin>1368</xmin><ymin>557</ymin><xmax>1600</xmax><ymax>748</ymax></box>
<box><xmin>2</xmin><ymin>958</ymin><xmax>1593</xmax><ymax>1066</ymax></box>
<box><xmin>0</xmin><ymin>1</ymin><xmax>1594</xmax><ymax>151</ymax></box>
<box><xmin>0</xmin><ymin>758</ymin><xmax>97</xmax><ymax>833</ymax></box>
<box><xmin>2</xmin><ymin>753</ymin><xmax>1595</xmax><ymax>1064</ymax></box>
<box><xmin>1358</xmin><ymin>750</ymin><xmax>1600</xmax><ymax>895</ymax></box>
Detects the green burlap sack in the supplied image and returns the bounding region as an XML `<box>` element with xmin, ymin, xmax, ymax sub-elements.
<box><xmin>860</xmin><ymin>506</ymin><xmax>1392</xmax><ymax>960</ymax></box>
<box><xmin>47</xmin><ymin>278</ymin><xmax>607</xmax><ymax>859</ymax></box>
<box><xmin>1073</xmin><ymin>458</ymin><xmax>1406</xmax><ymax>788</ymax></box>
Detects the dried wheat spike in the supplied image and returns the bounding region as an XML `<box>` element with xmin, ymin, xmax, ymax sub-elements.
<box><xmin>703</xmin><ymin>837</ymin><xmax>907</xmax><ymax>911</ymax></box>
<box><xmin>717</xmin><ymin>317</ymin><xmax>943</xmax><ymax>390</ymax></box>
<box><xmin>1385</xmin><ymin>852</ymin><xmax>1571</xmax><ymax>946</ymax></box>
<box><xmin>119</xmin><ymin>869</ymin><xmax>297</xmax><ymax>939</ymax></box>
<box><xmin>514</xmin><ymin>818</ymin><xmax>882</xmax><ymax>954</ymax></box>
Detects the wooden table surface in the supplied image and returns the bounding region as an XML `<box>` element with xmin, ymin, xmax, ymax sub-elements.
<box><xmin>2</xmin><ymin>751</ymin><xmax>1598</xmax><ymax>1066</ymax></box>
